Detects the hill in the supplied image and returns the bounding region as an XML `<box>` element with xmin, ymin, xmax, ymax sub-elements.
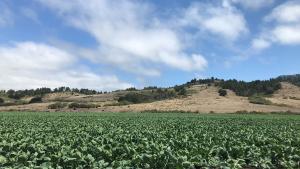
<box><xmin>0</xmin><ymin>74</ymin><xmax>300</xmax><ymax>113</ymax></box>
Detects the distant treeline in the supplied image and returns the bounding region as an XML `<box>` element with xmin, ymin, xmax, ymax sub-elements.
<box><xmin>183</xmin><ymin>74</ymin><xmax>300</xmax><ymax>97</ymax></box>
<box><xmin>1</xmin><ymin>74</ymin><xmax>300</xmax><ymax>100</ymax></box>
<box><xmin>118</xmin><ymin>85</ymin><xmax>187</xmax><ymax>104</ymax></box>
<box><xmin>276</xmin><ymin>74</ymin><xmax>300</xmax><ymax>87</ymax></box>
<box><xmin>185</xmin><ymin>77</ymin><xmax>222</xmax><ymax>87</ymax></box>
<box><xmin>218</xmin><ymin>79</ymin><xmax>281</xmax><ymax>96</ymax></box>
<box><xmin>1</xmin><ymin>87</ymin><xmax>102</xmax><ymax>99</ymax></box>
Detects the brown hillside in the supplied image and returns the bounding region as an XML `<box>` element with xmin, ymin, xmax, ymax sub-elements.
<box><xmin>1</xmin><ymin>83</ymin><xmax>300</xmax><ymax>113</ymax></box>
<box><xmin>266</xmin><ymin>82</ymin><xmax>300</xmax><ymax>109</ymax></box>
<box><xmin>99</xmin><ymin>84</ymin><xmax>300</xmax><ymax>113</ymax></box>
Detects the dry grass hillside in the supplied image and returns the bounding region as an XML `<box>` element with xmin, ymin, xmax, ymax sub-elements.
<box><xmin>97</xmin><ymin>84</ymin><xmax>300</xmax><ymax>113</ymax></box>
<box><xmin>266</xmin><ymin>82</ymin><xmax>300</xmax><ymax>109</ymax></box>
<box><xmin>1</xmin><ymin>82</ymin><xmax>300</xmax><ymax>113</ymax></box>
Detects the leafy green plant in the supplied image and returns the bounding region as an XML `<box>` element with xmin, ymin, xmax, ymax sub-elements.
<box><xmin>0</xmin><ymin>112</ymin><xmax>299</xmax><ymax>168</ymax></box>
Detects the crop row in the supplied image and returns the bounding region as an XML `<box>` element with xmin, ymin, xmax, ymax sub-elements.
<box><xmin>0</xmin><ymin>112</ymin><xmax>299</xmax><ymax>168</ymax></box>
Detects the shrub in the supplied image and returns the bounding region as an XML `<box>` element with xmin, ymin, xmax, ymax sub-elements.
<box><xmin>0</xmin><ymin>101</ymin><xmax>27</xmax><ymax>107</ymax></box>
<box><xmin>48</xmin><ymin>102</ymin><xmax>67</xmax><ymax>109</ymax></box>
<box><xmin>248</xmin><ymin>96</ymin><xmax>272</xmax><ymax>105</ymax></box>
<box><xmin>125</xmin><ymin>87</ymin><xmax>137</xmax><ymax>91</ymax></box>
<box><xmin>155</xmin><ymin>89</ymin><xmax>176</xmax><ymax>100</ymax></box>
<box><xmin>218</xmin><ymin>89</ymin><xmax>227</xmax><ymax>96</ymax></box>
<box><xmin>29</xmin><ymin>97</ymin><xmax>42</xmax><ymax>104</ymax></box>
<box><xmin>174</xmin><ymin>85</ymin><xmax>187</xmax><ymax>96</ymax></box>
<box><xmin>178</xmin><ymin>88</ymin><xmax>187</xmax><ymax>96</ymax></box>
<box><xmin>235</xmin><ymin>110</ymin><xmax>249</xmax><ymax>114</ymax></box>
<box><xmin>68</xmin><ymin>103</ymin><xmax>98</xmax><ymax>109</ymax></box>
<box><xmin>118</xmin><ymin>93</ymin><xmax>149</xmax><ymax>104</ymax></box>
<box><xmin>0</xmin><ymin>98</ymin><xmax>4</xmax><ymax>104</ymax></box>
<box><xmin>118</xmin><ymin>90</ymin><xmax>176</xmax><ymax>104</ymax></box>
<box><xmin>174</xmin><ymin>85</ymin><xmax>184</xmax><ymax>92</ymax></box>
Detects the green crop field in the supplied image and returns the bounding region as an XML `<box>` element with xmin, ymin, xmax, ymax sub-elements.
<box><xmin>0</xmin><ymin>112</ymin><xmax>300</xmax><ymax>169</ymax></box>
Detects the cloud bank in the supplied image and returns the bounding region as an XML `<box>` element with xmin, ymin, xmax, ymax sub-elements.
<box><xmin>37</xmin><ymin>0</ymin><xmax>208</xmax><ymax>76</ymax></box>
<box><xmin>252</xmin><ymin>1</ymin><xmax>300</xmax><ymax>50</ymax></box>
<box><xmin>0</xmin><ymin>42</ymin><xmax>131</xmax><ymax>90</ymax></box>
<box><xmin>180</xmin><ymin>1</ymin><xmax>248</xmax><ymax>41</ymax></box>
<box><xmin>5</xmin><ymin>0</ymin><xmax>297</xmax><ymax>90</ymax></box>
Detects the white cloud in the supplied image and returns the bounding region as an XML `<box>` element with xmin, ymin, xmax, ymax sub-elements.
<box><xmin>252</xmin><ymin>1</ymin><xmax>300</xmax><ymax>50</ymax></box>
<box><xmin>181</xmin><ymin>2</ymin><xmax>248</xmax><ymax>41</ymax></box>
<box><xmin>36</xmin><ymin>0</ymin><xmax>208</xmax><ymax>76</ymax></box>
<box><xmin>0</xmin><ymin>2</ymin><xmax>13</xmax><ymax>27</ymax></box>
<box><xmin>272</xmin><ymin>25</ymin><xmax>300</xmax><ymax>44</ymax></box>
<box><xmin>231</xmin><ymin>0</ymin><xmax>274</xmax><ymax>9</ymax></box>
<box><xmin>0</xmin><ymin>42</ymin><xmax>131</xmax><ymax>90</ymax></box>
<box><xmin>251</xmin><ymin>38</ymin><xmax>271</xmax><ymax>50</ymax></box>
<box><xmin>266</xmin><ymin>1</ymin><xmax>300</xmax><ymax>23</ymax></box>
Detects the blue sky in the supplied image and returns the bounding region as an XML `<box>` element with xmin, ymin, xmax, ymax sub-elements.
<box><xmin>0</xmin><ymin>0</ymin><xmax>299</xmax><ymax>90</ymax></box>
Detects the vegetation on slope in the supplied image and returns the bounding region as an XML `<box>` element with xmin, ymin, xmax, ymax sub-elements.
<box><xmin>28</xmin><ymin>97</ymin><xmax>43</xmax><ymax>104</ymax></box>
<box><xmin>48</xmin><ymin>102</ymin><xmax>68</xmax><ymax>109</ymax></box>
<box><xmin>218</xmin><ymin>79</ymin><xmax>281</xmax><ymax>97</ymax></box>
<box><xmin>218</xmin><ymin>89</ymin><xmax>227</xmax><ymax>96</ymax></box>
<box><xmin>248</xmin><ymin>95</ymin><xmax>272</xmax><ymax>105</ymax></box>
<box><xmin>68</xmin><ymin>102</ymin><xmax>99</xmax><ymax>109</ymax></box>
<box><xmin>118</xmin><ymin>89</ymin><xmax>177</xmax><ymax>104</ymax></box>
<box><xmin>4</xmin><ymin>87</ymin><xmax>101</xmax><ymax>100</ymax></box>
<box><xmin>0</xmin><ymin>74</ymin><xmax>299</xmax><ymax>106</ymax></box>
<box><xmin>276</xmin><ymin>74</ymin><xmax>300</xmax><ymax>87</ymax></box>
<box><xmin>184</xmin><ymin>77</ymin><xmax>281</xmax><ymax>97</ymax></box>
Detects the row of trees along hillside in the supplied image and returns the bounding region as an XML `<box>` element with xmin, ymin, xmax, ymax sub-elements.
<box><xmin>2</xmin><ymin>74</ymin><xmax>299</xmax><ymax>100</ymax></box>
<box><xmin>218</xmin><ymin>79</ymin><xmax>281</xmax><ymax>97</ymax></box>
<box><xmin>275</xmin><ymin>74</ymin><xmax>300</xmax><ymax>87</ymax></box>
<box><xmin>4</xmin><ymin>87</ymin><xmax>102</xmax><ymax>99</ymax></box>
<box><xmin>184</xmin><ymin>77</ymin><xmax>281</xmax><ymax>97</ymax></box>
<box><xmin>185</xmin><ymin>77</ymin><xmax>222</xmax><ymax>87</ymax></box>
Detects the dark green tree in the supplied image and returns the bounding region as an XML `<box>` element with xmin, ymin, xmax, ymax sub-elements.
<box><xmin>29</xmin><ymin>97</ymin><xmax>42</xmax><ymax>104</ymax></box>
<box><xmin>0</xmin><ymin>98</ymin><xmax>4</xmax><ymax>104</ymax></box>
<box><xmin>218</xmin><ymin>89</ymin><xmax>227</xmax><ymax>96</ymax></box>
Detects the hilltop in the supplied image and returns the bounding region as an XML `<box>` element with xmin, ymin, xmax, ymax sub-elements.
<box><xmin>0</xmin><ymin>74</ymin><xmax>300</xmax><ymax>113</ymax></box>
